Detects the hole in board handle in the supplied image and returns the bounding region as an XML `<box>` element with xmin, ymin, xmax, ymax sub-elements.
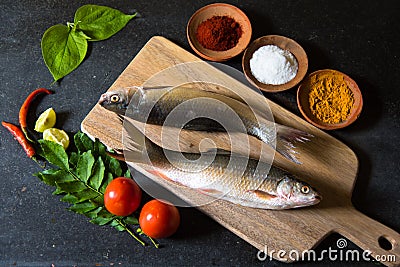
<box><xmin>378</xmin><ymin>235</ymin><xmax>394</xmax><ymax>251</ymax></box>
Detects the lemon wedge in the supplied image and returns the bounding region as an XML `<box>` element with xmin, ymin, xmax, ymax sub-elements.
<box><xmin>43</xmin><ymin>128</ymin><xmax>70</xmax><ymax>149</ymax></box>
<box><xmin>34</xmin><ymin>108</ymin><xmax>56</xmax><ymax>132</ymax></box>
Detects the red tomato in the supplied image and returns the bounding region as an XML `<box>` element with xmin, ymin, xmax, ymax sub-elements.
<box><xmin>104</xmin><ymin>177</ymin><xmax>142</xmax><ymax>216</ymax></box>
<box><xmin>139</xmin><ymin>199</ymin><xmax>180</xmax><ymax>238</ymax></box>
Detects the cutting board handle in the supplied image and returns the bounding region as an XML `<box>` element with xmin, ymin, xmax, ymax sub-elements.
<box><xmin>335</xmin><ymin>207</ymin><xmax>399</xmax><ymax>267</ymax></box>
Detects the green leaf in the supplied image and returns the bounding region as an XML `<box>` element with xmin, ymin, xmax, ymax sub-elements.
<box><xmin>93</xmin><ymin>139</ymin><xmax>107</xmax><ymax>158</ymax></box>
<box><xmin>91</xmin><ymin>195</ymin><xmax>104</xmax><ymax>206</ymax></box>
<box><xmin>35</xmin><ymin>169</ymin><xmax>73</xmax><ymax>186</ymax></box>
<box><xmin>34</xmin><ymin>171</ymin><xmax>53</xmax><ymax>185</ymax></box>
<box><xmin>68</xmin><ymin>201</ymin><xmax>98</xmax><ymax>214</ymax></box>
<box><xmin>60</xmin><ymin>193</ymin><xmax>78</xmax><ymax>203</ymax></box>
<box><xmin>124</xmin><ymin>216</ymin><xmax>138</xmax><ymax>225</ymax></box>
<box><xmin>106</xmin><ymin>157</ymin><xmax>122</xmax><ymax>177</ymax></box>
<box><xmin>74</xmin><ymin>131</ymin><xmax>93</xmax><ymax>153</ymax></box>
<box><xmin>91</xmin><ymin>216</ymin><xmax>114</xmax><ymax>226</ymax></box>
<box><xmin>74</xmin><ymin>5</ymin><xmax>136</xmax><ymax>41</ymax></box>
<box><xmin>72</xmin><ymin>188</ymin><xmax>100</xmax><ymax>203</ymax></box>
<box><xmin>86</xmin><ymin>206</ymin><xmax>103</xmax><ymax>219</ymax></box>
<box><xmin>110</xmin><ymin>220</ymin><xmax>126</xmax><ymax>231</ymax></box>
<box><xmin>90</xmin><ymin>208</ymin><xmax>115</xmax><ymax>225</ymax></box>
<box><xmin>124</xmin><ymin>169</ymin><xmax>131</xmax><ymax>178</ymax></box>
<box><xmin>98</xmin><ymin>208</ymin><xmax>114</xmax><ymax>218</ymax></box>
<box><xmin>55</xmin><ymin>181</ymin><xmax>87</xmax><ymax>193</ymax></box>
<box><xmin>38</xmin><ymin>140</ymin><xmax>69</xmax><ymax>170</ymax></box>
<box><xmin>41</xmin><ymin>24</ymin><xmax>89</xmax><ymax>81</ymax></box>
<box><xmin>99</xmin><ymin>172</ymin><xmax>113</xmax><ymax>194</ymax></box>
<box><xmin>69</xmin><ymin>152</ymin><xmax>79</xmax><ymax>168</ymax></box>
<box><xmin>89</xmin><ymin>157</ymin><xmax>105</xmax><ymax>190</ymax></box>
<box><xmin>77</xmin><ymin>151</ymin><xmax>95</xmax><ymax>183</ymax></box>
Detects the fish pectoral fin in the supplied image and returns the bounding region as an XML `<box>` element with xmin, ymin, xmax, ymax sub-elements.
<box><xmin>198</xmin><ymin>188</ymin><xmax>224</xmax><ymax>197</ymax></box>
<box><xmin>117</xmin><ymin>114</ymin><xmax>125</xmax><ymax>123</ymax></box>
<box><xmin>146</xmin><ymin>169</ymin><xmax>183</xmax><ymax>187</ymax></box>
<box><xmin>248</xmin><ymin>190</ymin><xmax>277</xmax><ymax>201</ymax></box>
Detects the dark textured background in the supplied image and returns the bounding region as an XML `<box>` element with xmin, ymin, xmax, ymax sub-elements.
<box><xmin>1</xmin><ymin>0</ymin><xmax>399</xmax><ymax>266</ymax></box>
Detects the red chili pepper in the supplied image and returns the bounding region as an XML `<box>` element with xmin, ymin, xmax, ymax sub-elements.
<box><xmin>2</xmin><ymin>121</ymin><xmax>36</xmax><ymax>158</ymax></box>
<box><xmin>19</xmin><ymin>88</ymin><xmax>53</xmax><ymax>140</ymax></box>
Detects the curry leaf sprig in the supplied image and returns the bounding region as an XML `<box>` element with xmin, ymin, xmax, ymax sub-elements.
<box><xmin>34</xmin><ymin>132</ymin><xmax>152</xmax><ymax>246</ymax></box>
<box><xmin>41</xmin><ymin>5</ymin><xmax>136</xmax><ymax>82</ymax></box>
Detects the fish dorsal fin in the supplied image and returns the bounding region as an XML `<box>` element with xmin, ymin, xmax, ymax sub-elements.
<box><xmin>248</xmin><ymin>190</ymin><xmax>277</xmax><ymax>200</ymax></box>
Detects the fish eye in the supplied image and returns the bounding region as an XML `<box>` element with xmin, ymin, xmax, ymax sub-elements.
<box><xmin>301</xmin><ymin>185</ymin><xmax>310</xmax><ymax>194</ymax></box>
<box><xmin>110</xmin><ymin>95</ymin><xmax>120</xmax><ymax>103</ymax></box>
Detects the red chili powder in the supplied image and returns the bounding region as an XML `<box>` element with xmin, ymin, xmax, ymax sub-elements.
<box><xmin>196</xmin><ymin>16</ymin><xmax>242</xmax><ymax>51</ymax></box>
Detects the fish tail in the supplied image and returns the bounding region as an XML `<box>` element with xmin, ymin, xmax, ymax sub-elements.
<box><xmin>275</xmin><ymin>125</ymin><xmax>313</xmax><ymax>164</ymax></box>
<box><xmin>121</xmin><ymin>116</ymin><xmax>158</xmax><ymax>164</ymax></box>
<box><xmin>122</xmin><ymin>138</ymin><xmax>148</xmax><ymax>164</ymax></box>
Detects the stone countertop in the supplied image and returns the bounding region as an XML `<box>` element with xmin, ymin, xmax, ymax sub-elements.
<box><xmin>1</xmin><ymin>0</ymin><xmax>399</xmax><ymax>266</ymax></box>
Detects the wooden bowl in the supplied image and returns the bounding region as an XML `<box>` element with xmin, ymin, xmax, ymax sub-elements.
<box><xmin>297</xmin><ymin>69</ymin><xmax>363</xmax><ymax>130</ymax></box>
<box><xmin>187</xmin><ymin>3</ymin><xmax>252</xmax><ymax>61</ymax></box>
<box><xmin>242</xmin><ymin>35</ymin><xmax>308</xmax><ymax>92</ymax></box>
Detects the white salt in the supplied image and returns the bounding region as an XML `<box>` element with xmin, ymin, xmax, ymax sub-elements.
<box><xmin>249</xmin><ymin>45</ymin><xmax>298</xmax><ymax>85</ymax></box>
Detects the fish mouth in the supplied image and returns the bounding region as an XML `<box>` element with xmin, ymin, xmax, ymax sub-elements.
<box><xmin>311</xmin><ymin>194</ymin><xmax>322</xmax><ymax>205</ymax></box>
<box><xmin>98</xmin><ymin>94</ymin><xmax>109</xmax><ymax>106</ymax></box>
<box><xmin>314</xmin><ymin>195</ymin><xmax>322</xmax><ymax>201</ymax></box>
<box><xmin>290</xmin><ymin>195</ymin><xmax>322</xmax><ymax>209</ymax></box>
<box><xmin>294</xmin><ymin>194</ymin><xmax>322</xmax><ymax>208</ymax></box>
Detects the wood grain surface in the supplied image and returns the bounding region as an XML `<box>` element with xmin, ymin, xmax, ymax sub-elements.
<box><xmin>81</xmin><ymin>36</ymin><xmax>399</xmax><ymax>266</ymax></box>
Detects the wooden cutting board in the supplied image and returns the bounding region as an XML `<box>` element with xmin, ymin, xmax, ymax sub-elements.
<box><xmin>81</xmin><ymin>36</ymin><xmax>399</xmax><ymax>266</ymax></box>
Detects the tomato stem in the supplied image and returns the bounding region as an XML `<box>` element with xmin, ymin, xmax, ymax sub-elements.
<box><xmin>117</xmin><ymin>219</ymin><xmax>146</xmax><ymax>246</ymax></box>
<box><xmin>136</xmin><ymin>227</ymin><xmax>160</xmax><ymax>248</ymax></box>
<box><xmin>147</xmin><ymin>235</ymin><xmax>160</xmax><ymax>248</ymax></box>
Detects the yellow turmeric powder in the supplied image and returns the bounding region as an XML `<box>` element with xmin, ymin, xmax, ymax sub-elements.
<box><xmin>308</xmin><ymin>71</ymin><xmax>354</xmax><ymax>124</ymax></box>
